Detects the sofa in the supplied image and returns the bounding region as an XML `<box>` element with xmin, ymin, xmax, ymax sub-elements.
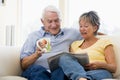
<box><xmin>0</xmin><ymin>35</ymin><xmax>120</xmax><ymax>80</ymax></box>
<box><xmin>0</xmin><ymin>46</ymin><xmax>27</xmax><ymax>80</ymax></box>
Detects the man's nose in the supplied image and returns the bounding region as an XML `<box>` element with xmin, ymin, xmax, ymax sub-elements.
<box><xmin>51</xmin><ymin>21</ymin><xmax>57</xmax><ymax>27</ymax></box>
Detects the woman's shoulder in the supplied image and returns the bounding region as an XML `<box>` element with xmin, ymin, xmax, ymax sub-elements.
<box><xmin>71</xmin><ymin>40</ymin><xmax>84</xmax><ymax>47</ymax></box>
<box><xmin>97</xmin><ymin>37</ymin><xmax>113</xmax><ymax>47</ymax></box>
<box><xmin>99</xmin><ymin>37</ymin><xmax>112</xmax><ymax>43</ymax></box>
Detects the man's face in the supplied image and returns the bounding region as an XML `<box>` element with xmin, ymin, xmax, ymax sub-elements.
<box><xmin>41</xmin><ymin>11</ymin><xmax>61</xmax><ymax>35</ymax></box>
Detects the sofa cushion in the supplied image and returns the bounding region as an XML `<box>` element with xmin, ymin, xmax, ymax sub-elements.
<box><xmin>0</xmin><ymin>46</ymin><xmax>22</xmax><ymax>76</ymax></box>
<box><xmin>110</xmin><ymin>35</ymin><xmax>120</xmax><ymax>78</ymax></box>
<box><xmin>0</xmin><ymin>76</ymin><xmax>27</xmax><ymax>80</ymax></box>
<box><xmin>97</xmin><ymin>35</ymin><xmax>120</xmax><ymax>78</ymax></box>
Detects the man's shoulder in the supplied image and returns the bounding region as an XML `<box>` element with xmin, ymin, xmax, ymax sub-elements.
<box><xmin>62</xmin><ymin>28</ymin><xmax>79</xmax><ymax>33</ymax></box>
<box><xmin>29</xmin><ymin>30</ymin><xmax>40</xmax><ymax>36</ymax></box>
<box><xmin>61</xmin><ymin>28</ymin><xmax>82</xmax><ymax>40</ymax></box>
<box><xmin>29</xmin><ymin>27</ymin><xmax>44</xmax><ymax>36</ymax></box>
<box><xmin>27</xmin><ymin>29</ymin><xmax>42</xmax><ymax>40</ymax></box>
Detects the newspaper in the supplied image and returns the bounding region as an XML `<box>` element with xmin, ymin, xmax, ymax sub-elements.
<box><xmin>47</xmin><ymin>52</ymin><xmax>89</xmax><ymax>72</ymax></box>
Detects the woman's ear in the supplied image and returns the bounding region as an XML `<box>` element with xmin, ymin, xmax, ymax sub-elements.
<box><xmin>93</xmin><ymin>26</ymin><xmax>98</xmax><ymax>32</ymax></box>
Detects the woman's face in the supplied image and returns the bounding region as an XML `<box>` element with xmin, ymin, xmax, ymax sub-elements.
<box><xmin>79</xmin><ymin>20</ymin><xmax>97</xmax><ymax>39</ymax></box>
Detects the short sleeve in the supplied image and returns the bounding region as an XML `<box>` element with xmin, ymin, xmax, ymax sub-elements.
<box><xmin>101</xmin><ymin>38</ymin><xmax>113</xmax><ymax>49</ymax></box>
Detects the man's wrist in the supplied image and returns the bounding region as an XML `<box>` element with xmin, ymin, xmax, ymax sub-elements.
<box><xmin>34</xmin><ymin>52</ymin><xmax>41</xmax><ymax>59</ymax></box>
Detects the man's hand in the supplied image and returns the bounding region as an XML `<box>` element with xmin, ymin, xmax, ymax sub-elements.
<box><xmin>21</xmin><ymin>47</ymin><xmax>44</xmax><ymax>70</ymax></box>
<box><xmin>35</xmin><ymin>47</ymin><xmax>44</xmax><ymax>57</ymax></box>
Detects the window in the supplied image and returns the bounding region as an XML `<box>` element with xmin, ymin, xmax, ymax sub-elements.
<box><xmin>18</xmin><ymin>0</ymin><xmax>120</xmax><ymax>46</ymax></box>
<box><xmin>64</xmin><ymin>0</ymin><xmax>120</xmax><ymax>35</ymax></box>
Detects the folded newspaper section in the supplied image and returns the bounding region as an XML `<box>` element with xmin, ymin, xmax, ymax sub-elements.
<box><xmin>47</xmin><ymin>52</ymin><xmax>89</xmax><ymax>72</ymax></box>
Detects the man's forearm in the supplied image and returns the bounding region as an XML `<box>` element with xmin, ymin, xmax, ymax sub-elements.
<box><xmin>21</xmin><ymin>52</ymin><xmax>40</xmax><ymax>70</ymax></box>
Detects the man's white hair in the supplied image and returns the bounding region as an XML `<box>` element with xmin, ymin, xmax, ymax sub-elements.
<box><xmin>41</xmin><ymin>5</ymin><xmax>61</xmax><ymax>20</ymax></box>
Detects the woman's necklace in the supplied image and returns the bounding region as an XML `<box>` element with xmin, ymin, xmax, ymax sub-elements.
<box><xmin>80</xmin><ymin>38</ymin><xmax>98</xmax><ymax>49</ymax></box>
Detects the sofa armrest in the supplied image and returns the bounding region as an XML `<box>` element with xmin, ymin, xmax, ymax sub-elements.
<box><xmin>97</xmin><ymin>35</ymin><xmax>120</xmax><ymax>78</ymax></box>
<box><xmin>0</xmin><ymin>46</ymin><xmax>22</xmax><ymax>76</ymax></box>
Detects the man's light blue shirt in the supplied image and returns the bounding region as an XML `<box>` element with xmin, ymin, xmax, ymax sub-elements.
<box><xmin>20</xmin><ymin>27</ymin><xmax>82</xmax><ymax>70</ymax></box>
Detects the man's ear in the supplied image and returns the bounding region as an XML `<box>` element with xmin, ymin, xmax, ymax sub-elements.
<box><xmin>41</xmin><ymin>19</ymin><xmax>44</xmax><ymax>24</ymax></box>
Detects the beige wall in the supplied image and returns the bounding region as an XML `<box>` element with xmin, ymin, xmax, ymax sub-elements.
<box><xmin>0</xmin><ymin>0</ymin><xmax>19</xmax><ymax>46</ymax></box>
<box><xmin>0</xmin><ymin>3</ymin><xmax>6</xmax><ymax>45</ymax></box>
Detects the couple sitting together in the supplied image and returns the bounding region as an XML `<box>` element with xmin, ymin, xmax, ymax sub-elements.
<box><xmin>20</xmin><ymin>5</ymin><xmax>117</xmax><ymax>80</ymax></box>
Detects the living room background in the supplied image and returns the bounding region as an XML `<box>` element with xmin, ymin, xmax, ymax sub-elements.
<box><xmin>0</xmin><ymin>0</ymin><xmax>120</xmax><ymax>46</ymax></box>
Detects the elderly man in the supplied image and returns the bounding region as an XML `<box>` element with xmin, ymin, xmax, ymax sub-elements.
<box><xmin>20</xmin><ymin>5</ymin><xmax>81</xmax><ymax>80</ymax></box>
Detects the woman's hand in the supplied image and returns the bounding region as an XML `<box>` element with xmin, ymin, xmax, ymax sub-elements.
<box><xmin>85</xmin><ymin>61</ymin><xmax>105</xmax><ymax>70</ymax></box>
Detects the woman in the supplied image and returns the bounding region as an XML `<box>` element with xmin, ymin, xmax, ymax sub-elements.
<box><xmin>59</xmin><ymin>11</ymin><xmax>117</xmax><ymax>80</ymax></box>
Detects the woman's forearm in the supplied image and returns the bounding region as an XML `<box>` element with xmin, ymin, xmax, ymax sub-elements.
<box><xmin>99</xmin><ymin>62</ymin><xmax>117</xmax><ymax>73</ymax></box>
